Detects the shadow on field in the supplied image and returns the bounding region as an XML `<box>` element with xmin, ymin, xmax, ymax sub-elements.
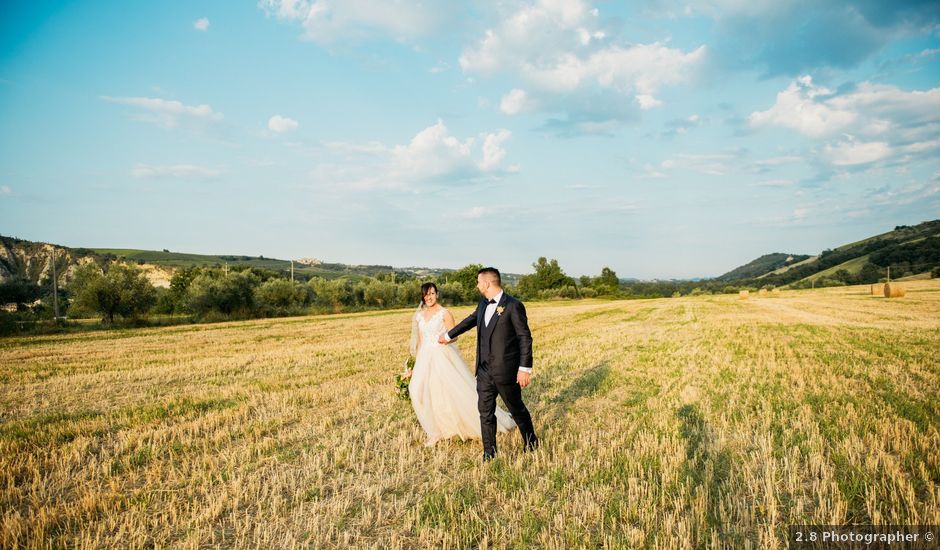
<box><xmin>540</xmin><ymin>363</ymin><xmax>611</xmax><ymax>427</ymax></box>
<box><xmin>677</xmin><ymin>404</ymin><xmax>737</xmax><ymax>543</ymax></box>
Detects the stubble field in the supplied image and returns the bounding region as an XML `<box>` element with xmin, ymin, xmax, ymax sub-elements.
<box><xmin>1</xmin><ymin>281</ymin><xmax>939</xmax><ymax>548</ymax></box>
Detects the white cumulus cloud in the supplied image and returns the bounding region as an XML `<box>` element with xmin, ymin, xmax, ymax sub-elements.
<box><xmin>650</xmin><ymin>151</ymin><xmax>742</xmax><ymax>177</ymax></box>
<box><xmin>749</xmin><ymin>76</ymin><xmax>940</xmax><ymax>170</ymax></box>
<box><xmin>268</xmin><ymin>115</ymin><xmax>299</xmax><ymax>133</ymax></box>
<box><xmin>750</xmin><ymin>76</ymin><xmax>940</xmax><ymax>140</ymax></box>
<box><xmin>390</xmin><ymin>120</ymin><xmax>476</xmax><ymax>181</ymax></box>
<box><xmin>748</xmin><ymin>76</ymin><xmax>856</xmax><ymax>138</ymax></box>
<box><xmin>635</xmin><ymin>94</ymin><xmax>663</xmax><ymax>110</ymax></box>
<box><xmin>500</xmin><ymin>89</ymin><xmax>534</xmax><ymax>115</ymax></box>
<box><xmin>101</xmin><ymin>96</ymin><xmax>223</xmax><ymax>129</ymax></box>
<box><xmin>458</xmin><ymin>206</ymin><xmax>489</xmax><ymax>219</ymax></box>
<box><xmin>314</xmin><ymin>120</ymin><xmax>513</xmax><ymax>189</ymax></box>
<box><xmin>194</xmin><ymin>17</ymin><xmax>210</xmax><ymax>31</ymax></box>
<box><xmin>459</xmin><ymin>1</ymin><xmax>706</xmax><ymax>128</ymax></box>
<box><xmin>481</xmin><ymin>129</ymin><xmax>511</xmax><ymax>171</ymax></box>
<box><xmin>825</xmin><ymin>139</ymin><xmax>891</xmax><ymax>166</ymax></box>
<box><xmin>259</xmin><ymin>0</ymin><xmax>450</xmax><ymax>44</ymax></box>
<box><xmin>131</xmin><ymin>164</ymin><xmax>222</xmax><ymax>179</ymax></box>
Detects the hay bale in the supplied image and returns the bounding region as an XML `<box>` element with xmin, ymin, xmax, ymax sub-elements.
<box><xmin>739</xmin><ymin>290</ymin><xmax>749</xmax><ymax>300</ymax></box>
<box><xmin>771</xmin><ymin>288</ymin><xmax>781</xmax><ymax>297</ymax></box>
<box><xmin>758</xmin><ymin>288</ymin><xmax>768</xmax><ymax>297</ymax></box>
<box><xmin>884</xmin><ymin>283</ymin><xmax>906</xmax><ymax>298</ymax></box>
<box><xmin>870</xmin><ymin>283</ymin><xmax>884</xmax><ymax>296</ymax></box>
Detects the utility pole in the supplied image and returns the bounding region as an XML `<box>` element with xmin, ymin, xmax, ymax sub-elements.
<box><xmin>291</xmin><ymin>260</ymin><xmax>294</xmax><ymax>283</ymax></box>
<box><xmin>887</xmin><ymin>266</ymin><xmax>891</xmax><ymax>282</ymax></box>
<box><xmin>51</xmin><ymin>248</ymin><xmax>60</xmax><ymax>320</ymax></box>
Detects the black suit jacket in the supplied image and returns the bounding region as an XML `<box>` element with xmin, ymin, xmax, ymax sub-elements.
<box><xmin>447</xmin><ymin>293</ymin><xmax>533</xmax><ymax>384</ymax></box>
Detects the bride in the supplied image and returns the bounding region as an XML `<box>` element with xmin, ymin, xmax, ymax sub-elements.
<box><xmin>404</xmin><ymin>282</ymin><xmax>516</xmax><ymax>446</ymax></box>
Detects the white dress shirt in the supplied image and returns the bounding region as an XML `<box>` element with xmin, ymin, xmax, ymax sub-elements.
<box><xmin>484</xmin><ymin>291</ymin><xmax>503</xmax><ymax>327</ymax></box>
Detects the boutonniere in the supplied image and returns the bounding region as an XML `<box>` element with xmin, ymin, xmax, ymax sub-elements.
<box><xmin>496</xmin><ymin>305</ymin><xmax>505</xmax><ymax>316</ymax></box>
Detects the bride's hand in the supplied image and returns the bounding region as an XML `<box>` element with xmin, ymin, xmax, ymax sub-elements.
<box><xmin>403</xmin><ymin>369</ymin><xmax>413</xmax><ymax>379</ymax></box>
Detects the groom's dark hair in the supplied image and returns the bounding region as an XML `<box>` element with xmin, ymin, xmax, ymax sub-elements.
<box><xmin>478</xmin><ymin>267</ymin><xmax>501</xmax><ymax>286</ymax></box>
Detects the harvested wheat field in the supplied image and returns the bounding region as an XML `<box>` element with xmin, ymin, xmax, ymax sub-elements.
<box><xmin>2</xmin><ymin>281</ymin><xmax>939</xmax><ymax>548</ymax></box>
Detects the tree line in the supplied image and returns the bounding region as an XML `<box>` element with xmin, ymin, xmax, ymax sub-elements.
<box><xmin>3</xmin><ymin>249</ymin><xmax>938</xmax><ymax>334</ymax></box>
<box><xmin>0</xmin><ymin>257</ymin><xmax>627</xmax><ymax>331</ymax></box>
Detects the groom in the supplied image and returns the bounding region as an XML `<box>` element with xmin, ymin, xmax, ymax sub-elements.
<box><xmin>439</xmin><ymin>267</ymin><xmax>539</xmax><ymax>461</ymax></box>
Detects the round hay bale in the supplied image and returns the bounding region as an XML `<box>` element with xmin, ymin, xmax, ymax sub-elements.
<box><xmin>884</xmin><ymin>283</ymin><xmax>906</xmax><ymax>298</ymax></box>
<box><xmin>771</xmin><ymin>288</ymin><xmax>781</xmax><ymax>297</ymax></box>
<box><xmin>758</xmin><ymin>288</ymin><xmax>768</xmax><ymax>297</ymax></box>
<box><xmin>870</xmin><ymin>283</ymin><xmax>884</xmax><ymax>296</ymax></box>
<box><xmin>739</xmin><ymin>290</ymin><xmax>749</xmax><ymax>300</ymax></box>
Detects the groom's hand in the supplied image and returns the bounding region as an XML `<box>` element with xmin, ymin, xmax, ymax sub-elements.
<box><xmin>517</xmin><ymin>371</ymin><xmax>531</xmax><ymax>388</ymax></box>
<box><xmin>438</xmin><ymin>334</ymin><xmax>448</xmax><ymax>344</ymax></box>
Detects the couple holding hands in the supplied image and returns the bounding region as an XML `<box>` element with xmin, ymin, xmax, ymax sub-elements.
<box><xmin>404</xmin><ymin>267</ymin><xmax>539</xmax><ymax>461</ymax></box>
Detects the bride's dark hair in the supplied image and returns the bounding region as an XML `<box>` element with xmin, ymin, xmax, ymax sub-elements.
<box><xmin>420</xmin><ymin>282</ymin><xmax>439</xmax><ymax>307</ymax></box>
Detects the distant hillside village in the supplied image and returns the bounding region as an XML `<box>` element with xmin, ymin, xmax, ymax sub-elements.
<box><xmin>2</xmin><ymin>220</ymin><xmax>938</xmax><ymax>334</ymax></box>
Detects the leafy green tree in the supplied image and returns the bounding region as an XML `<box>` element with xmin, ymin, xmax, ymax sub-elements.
<box><xmin>398</xmin><ymin>279</ymin><xmax>423</xmax><ymax>307</ymax></box>
<box><xmin>347</xmin><ymin>280</ymin><xmax>367</xmax><ymax>307</ymax></box>
<box><xmin>185</xmin><ymin>269</ymin><xmax>260</xmax><ymax>317</ymax></box>
<box><xmin>443</xmin><ymin>263</ymin><xmax>483</xmax><ymax>288</ymax></box>
<box><xmin>152</xmin><ymin>287</ymin><xmax>177</xmax><ymax>314</ymax></box>
<box><xmin>307</xmin><ymin>277</ymin><xmax>355</xmax><ymax>312</ymax></box>
<box><xmin>254</xmin><ymin>279</ymin><xmax>312</xmax><ymax>315</ymax></box>
<box><xmin>438</xmin><ymin>282</ymin><xmax>468</xmax><ymax>305</ymax></box>
<box><xmin>517</xmin><ymin>257</ymin><xmax>576</xmax><ymax>299</ymax></box>
<box><xmin>364</xmin><ymin>279</ymin><xmax>398</xmax><ymax>307</ymax></box>
<box><xmin>832</xmin><ymin>269</ymin><xmax>853</xmax><ymax>284</ymax></box>
<box><xmin>163</xmin><ymin>266</ymin><xmax>201</xmax><ymax>313</ymax></box>
<box><xmin>70</xmin><ymin>263</ymin><xmax>156</xmax><ymax>324</ymax></box>
<box><xmin>856</xmin><ymin>262</ymin><xmax>884</xmax><ymax>284</ymax></box>
<box><xmin>598</xmin><ymin>267</ymin><xmax>619</xmax><ymax>289</ymax></box>
<box><xmin>0</xmin><ymin>279</ymin><xmax>41</xmax><ymax>306</ymax></box>
<box><xmin>443</xmin><ymin>263</ymin><xmax>484</xmax><ymax>302</ymax></box>
<box><xmin>590</xmin><ymin>267</ymin><xmax>619</xmax><ymax>295</ymax></box>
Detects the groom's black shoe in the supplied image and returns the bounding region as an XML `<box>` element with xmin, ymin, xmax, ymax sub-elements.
<box><xmin>523</xmin><ymin>436</ymin><xmax>540</xmax><ymax>453</ymax></box>
<box><xmin>483</xmin><ymin>452</ymin><xmax>496</xmax><ymax>462</ymax></box>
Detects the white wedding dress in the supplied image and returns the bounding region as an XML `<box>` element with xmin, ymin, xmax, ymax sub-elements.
<box><xmin>409</xmin><ymin>307</ymin><xmax>516</xmax><ymax>446</ymax></box>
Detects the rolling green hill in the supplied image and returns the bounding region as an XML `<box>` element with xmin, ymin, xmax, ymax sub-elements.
<box><xmin>716</xmin><ymin>253</ymin><xmax>810</xmax><ymax>282</ymax></box>
<box><xmin>800</xmin><ymin>254</ymin><xmax>872</xmax><ymax>284</ymax></box>
<box><xmin>718</xmin><ymin>220</ymin><xmax>940</xmax><ymax>288</ymax></box>
<box><xmin>86</xmin><ymin>249</ymin><xmax>523</xmax><ymax>284</ymax></box>
<box><xmin>90</xmin><ymin>248</ymin><xmax>400</xmax><ymax>281</ymax></box>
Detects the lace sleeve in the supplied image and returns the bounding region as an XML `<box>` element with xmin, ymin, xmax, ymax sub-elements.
<box><xmin>409</xmin><ymin>308</ymin><xmax>421</xmax><ymax>357</ymax></box>
<box><xmin>440</xmin><ymin>307</ymin><xmax>457</xmax><ymax>344</ymax></box>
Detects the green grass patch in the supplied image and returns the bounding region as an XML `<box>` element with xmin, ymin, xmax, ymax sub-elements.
<box><xmin>121</xmin><ymin>396</ymin><xmax>245</xmax><ymax>425</ymax></box>
<box><xmin>415</xmin><ymin>485</ymin><xmax>483</xmax><ymax>544</ymax></box>
<box><xmin>0</xmin><ymin>409</ymin><xmax>103</xmax><ymax>446</ymax></box>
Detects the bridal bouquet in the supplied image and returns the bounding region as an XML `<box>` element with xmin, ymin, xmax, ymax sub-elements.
<box><xmin>394</xmin><ymin>356</ymin><xmax>415</xmax><ymax>400</ymax></box>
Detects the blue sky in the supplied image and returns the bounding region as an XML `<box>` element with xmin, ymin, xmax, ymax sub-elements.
<box><xmin>1</xmin><ymin>0</ymin><xmax>939</xmax><ymax>279</ymax></box>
